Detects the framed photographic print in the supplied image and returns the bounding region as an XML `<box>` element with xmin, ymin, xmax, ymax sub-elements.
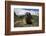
<box><xmin>5</xmin><ymin>1</ymin><xmax>45</xmax><ymax>35</ymax></box>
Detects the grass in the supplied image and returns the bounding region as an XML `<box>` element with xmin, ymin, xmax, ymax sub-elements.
<box><xmin>14</xmin><ymin>15</ymin><xmax>39</xmax><ymax>27</ymax></box>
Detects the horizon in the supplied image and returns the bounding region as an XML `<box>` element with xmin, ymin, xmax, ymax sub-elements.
<box><xmin>14</xmin><ymin>8</ymin><xmax>39</xmax><ymax>16</ymax></box>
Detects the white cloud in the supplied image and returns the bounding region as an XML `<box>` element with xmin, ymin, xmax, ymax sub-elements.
<box><xmin>14</xmin><ymin>9</ymin><xmax>39</xmax><ymax>16</ymax></box>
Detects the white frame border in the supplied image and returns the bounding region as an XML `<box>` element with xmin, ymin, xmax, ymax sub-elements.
<box><xmin>11</xmin><ymin>5</ymin><xmax>42</xmax><ymax>31</ymax></box>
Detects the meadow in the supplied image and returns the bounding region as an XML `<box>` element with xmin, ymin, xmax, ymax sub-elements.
<box><xmin>14</xmin><ymin>14</ymin><xmax>39</xmax><ymax>27</ymax></box>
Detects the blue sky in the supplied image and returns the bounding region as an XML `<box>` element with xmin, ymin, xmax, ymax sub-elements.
<box><xmin>14</xmin><ymin>8</ymin><xmax>39</xmax><ymax>15</ymax></box>
<box><xmin>14</xmin><ymin>8</ymin><xmax>39</xmax><ymax>12</ymax></box>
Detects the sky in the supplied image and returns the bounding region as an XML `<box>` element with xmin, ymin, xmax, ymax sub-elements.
<box><xmin>14</xmin><ymin>8</ymin><xmax>39</xmax><ymax>16</ymax></box>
